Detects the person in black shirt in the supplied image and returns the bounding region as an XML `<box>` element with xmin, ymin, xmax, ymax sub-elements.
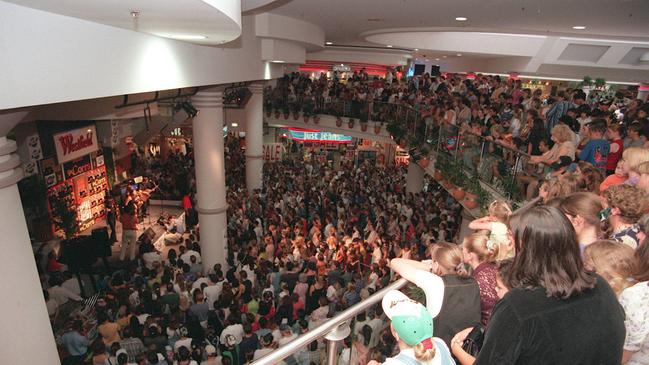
<box><xmin>453</xmin><ymin>206</ymin><xmax>625</xmax><ymax>365</ymax></box>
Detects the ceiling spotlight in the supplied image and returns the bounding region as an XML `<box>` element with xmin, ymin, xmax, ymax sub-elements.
<box><xmin>231</xmin><ymin>123</ymin><xmax>239</xmax><ymax>127</ymax></box>
<box><xmin>386</xmin><ymin>45</ymin><xmax>393</xmax><ymax>48</ymax></box>
<box><xmin>435</xmin><ymin>58</ymin><xmax>440</xmax><ymax>61</ymax></box>
<box><xmin>414</xmin><ymin>48</ymin><xmax>419</xmax><ymax>51</ymax></box>
<box><xmin>572</xmin><ymin>25</ymin><xmax>586</xmax><ymax>30</ymax></box>
<box><xmin>270</xmin><ymin>60</ymin><xmax>285</xmax><ymax>63</ymax></box>
<box><xmin>457</xmin><ymin>53</ymin><xmax>462</xmax><ymax>57</ymax></box>
<box><xmin>175</xmin><ymin>101</ymin><xmax>198</xmax><ymax>118</ymax></box>
<box><xmin>455</xmin><ymin>17</ymin><xmax>467</xmax><ymax>21</ymax></box>
<box><xmin>325</xmin><ymin>41</ymin><xmax>333</xmax><ymax>45</ymax></box>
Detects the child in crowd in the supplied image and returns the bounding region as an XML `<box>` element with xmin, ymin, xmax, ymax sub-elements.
<box><xmin>467</xmin><ymin>201</ymin><xmax>514</xmax><ymax>259</ymax></box>
<box><xmin>578</xmin><ymin>120</ymin><xmax>610</xmax><ymax>173</ymax></box>
<box><xmin>605</xmin><ymin>123</ymin><xmax>624</xmax><ymax>176</ymax></box>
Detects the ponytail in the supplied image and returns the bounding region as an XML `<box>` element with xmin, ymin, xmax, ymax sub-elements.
<box><xmin>463</xmin><ymin>233</ymin><xmax>498</xmax><ymax>263</ymax></box>
<box><xmin>414</xmin><ymin>338</ymin><xmax>436</xmax><ymax>361</ymax></box>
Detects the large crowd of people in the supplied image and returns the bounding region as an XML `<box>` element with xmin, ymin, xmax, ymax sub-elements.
<box><xmin>45</xmin><ymin>70</ymin><xmax>649</xmax><ymax>365</ymax></box>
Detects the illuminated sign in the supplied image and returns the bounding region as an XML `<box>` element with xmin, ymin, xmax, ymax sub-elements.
<box><xmin>54</xmin><ymin>126</ymin><xmax>98</xmax><ymax>164</ymax></box>
<box><xmin>285</xmin><ymin>128</ymin><xmax>352</xmax><ymax>143</ymax></box>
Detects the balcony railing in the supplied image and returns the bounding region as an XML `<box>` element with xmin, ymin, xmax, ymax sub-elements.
<box><xmin>264</xmin><ymin>95</ymin><xmax>528</xmax><ymax>204</ymax></box>
<box><xmin>250</xmin><ymin>278</ymin><xmax>408</xmax><ymax>365</ymax></box>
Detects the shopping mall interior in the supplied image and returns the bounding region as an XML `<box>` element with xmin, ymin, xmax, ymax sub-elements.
<box><xmin>1</xmin><ymin>0</ymin><xmax>649</xmax><ymax>364</ymax></box>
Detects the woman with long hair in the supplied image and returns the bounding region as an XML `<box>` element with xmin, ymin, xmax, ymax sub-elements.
<box><xmin>558</xmin><ymin>192</ymin><xmax>603</xmax><ymax>254</ymax></box>
<box><xmin>455</xmin><ymin>206</ymin><xmax>625</xmax><ymax>364</ymax></box>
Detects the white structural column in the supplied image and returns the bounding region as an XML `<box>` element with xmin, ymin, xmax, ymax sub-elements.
<box><xmin>192</xmin><ymin>91</ymin><xmax>228</xmax><ymax>271</ymax></box>
<box><xmin>245</xmin><ymin>83</ymin><xmax>264</xmax><ymax>192</ymax></box>
<box><xmin>405</xmin><ymin>162</ymin><xmax>425</xmax><ymax>193</ymax></box>
<box><xmin>0</xmin><ymin>137</ymin><xmax>60</xmax><ymax>364</ymax></box>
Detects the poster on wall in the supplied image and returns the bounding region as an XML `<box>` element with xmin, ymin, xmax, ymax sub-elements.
<box><xmin>96</xmin><ymin>155</ymin><xmax>105</xmax><ymax>167</ymax></box>
<box><xmin>63</xmin><ymin>155</ymin><xmax>93</xmax><ymax>180</ymax></box>
<box><xmin>45</xmin><ymin>173</ymin><xmax>57</xmax><ymax>187</ymax></box>
<box><xmin>110</xmin><ymin>120</ymin><xmax>120</xmax><ymax>147</ymax></box>
<box><xmin>53</xmin><ymin>125</ymin><xmax>98</xmax><ymax>164</ymax></box>
<box><xmin>27</xmin><ymin>134</ymin><xmax>43</xmax><ymax>161</ymax></box>
<box><xmin>23</xmin><ymin>161</ymin><xmax>38</xmax><ymax>176</ymax></box>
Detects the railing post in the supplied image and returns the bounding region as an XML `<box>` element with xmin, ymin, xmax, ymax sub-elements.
<box><xmin>324</xmin><ymin>322</ymin><xmax>351</xmax><ymax>365</ymax></box>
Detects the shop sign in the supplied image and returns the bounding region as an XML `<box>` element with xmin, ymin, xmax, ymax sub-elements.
<box><xmin>286</xmin><ymin>128</ymin><xmax>352</xmax><ymax>143</ymax></box>
<box><xmin>63</xmin><ymin>155</ymin><xmax>93</xmax><ymax>180</ymax></box>
<box><xmin>54</xmin><ymin>125</ymin><xmax>98</xmax><ymax>164</ymax></box>
<box><xmin>263</xmin><ymin>143</ymin><xmax>284</xmax><ymax>162</ymax></box>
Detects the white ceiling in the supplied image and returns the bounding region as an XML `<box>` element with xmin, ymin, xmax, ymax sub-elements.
<box><xmin>270</xmin><ymin>0</ymin><xmax>649</xmax><ymax>45</ymax></box>
<box><xmin>4</xmin><ymin>0</ymin><xmax>243</xmax><ymax>45</ymax></box>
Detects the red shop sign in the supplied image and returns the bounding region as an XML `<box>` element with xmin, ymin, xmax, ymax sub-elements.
<box><xmin>53</xmin><ymin>125</ymin><xmax>99</xmax><ymax>164</ymax></box>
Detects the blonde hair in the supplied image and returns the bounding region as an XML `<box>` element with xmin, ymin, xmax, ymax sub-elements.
<box><xmin>429</xmin><ymin>242</ymin><xmax>469</xmax><ymax>278</ymax></box>
<box><xmin>488</xmin><ymin>200</ymin><xmax>512</xmax><ymax>225</ymax></box>
<box><xmin>583</xmin><ymin>240</ymin><xmax>635</xmax><ymax>295</ymax></box>
<box><xmin>633</xmin><ymin>161</ymin><xmax>649</xmax><ymax>175</ymax></box>
<box><xmin>622</xmin><ymin>147</ymin><xmax>649</xmax><ymax>170</ymax></box>
<box><xmin>551</xmin><ymin>124</ymin><xmax>573</xmax><ymax>143</ymax></box>
<box><xmin>414</xmin><ymin>341</ymin><xmax>436</xmax><ymax>361</ymax></box>
<box><xmin>463</xmin><ymin>233</ymin><xmax>498</xmax><ymax>263</ymax></box>
<box><xmin>541</xmin><ymin>175</ymin><xmax>579</xmax><ymax>202</ymax></box>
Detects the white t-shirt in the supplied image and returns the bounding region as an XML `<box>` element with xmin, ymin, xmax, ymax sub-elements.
<box><xmin>203</xmin><ymin>282</ymin><xmax>223</xmax><ymax>310</ymax></box>
<box><xmin>181</xmin><ymin>250</ymin><xmax>201</xmax><ymax>264</ymax></box>
<box><xmin>619</xmin><ymin>281</ymin><xmax>649</xmax><ymax>365</ymax></box>
<box><xmin>48</xmin><ymin>285</ymin><xmax>81</xmax><ymax>306</ymax></box>
<box><xmin>174</xmin><ymin>337</ymin><xmax>193</xmax><ymax>353</ymax></box>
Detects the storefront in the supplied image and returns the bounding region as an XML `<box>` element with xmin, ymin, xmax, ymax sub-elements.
<box><xmin>29</xmin><ymin>124</ymin><xmax>111</xmax><ymax>238</ymax></box>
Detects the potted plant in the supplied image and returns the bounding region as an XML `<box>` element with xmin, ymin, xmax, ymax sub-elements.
<box><xmin>282</xmin><ymin>104</ymin><xmax>290</xmax><ymax>119</ymax></box>
<box><xmin>314</xmin><ymin>115</ymin><xmax>321</xmax><ymax>124</ymax></box>
<box><xmin>292</xmin><ymin>103</ymin><xmax>300</xmax><ymax>120</ymax></box>
<box><xmin>348</xmin><ymin>118</ymin><xmax>355</xmax><ymax>129</ymax></box>
<box><xmin>447</xmin><ymin>160</ymin><xmax>467</xmax><ymax>200</ymax></box>
<box><xmin>360</xmin><ymin>114</ymin><xmax>369</xmax><ymax>132</ymax></box>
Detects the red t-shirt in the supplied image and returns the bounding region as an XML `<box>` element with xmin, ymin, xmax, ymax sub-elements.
<box><xmin>606</xmin><ymin>139</ymin><xmax>623</xmax><ymax>172</ymax></box>
<box><xmin>182</xmin><ymin>195</ymin><xmax>192</xmax><ymax>209</ymax></box>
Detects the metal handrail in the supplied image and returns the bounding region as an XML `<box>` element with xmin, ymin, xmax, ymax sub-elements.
<box><xmin>250</xmin><ymin>277</ymin><xmax>409</xmax><ymax>365</ymax></box>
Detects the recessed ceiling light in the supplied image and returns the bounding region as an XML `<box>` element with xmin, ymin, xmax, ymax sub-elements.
<box><xmin>457</xmin><ymin>53</ymin><xmax>462</xmax><ymax>57</ymax></box>
<box><xmin>414</xmin><ymin>48</ymin><xmax>419</xmax><ymax>51</ymax></box>
<box><xmin>163</xmin><ymin>34</ymin><xmax>207</xmax><ymax>40</ymax></box>
<box><xmin>231</xmin><ymin>123</ymin><xmax>239</xmax><ymax>127</ymax></box>
<box><xmin>386</xmin><ymin>45</ymin><xmax>393</xmax><ymax>48</ymax></box>
<box><xmin>325</xmin><ymin>41</ymin><xmax>333</xmax><ymax>45</ymax></box>
<box><xmin>270</xmin><ymin>60</ymin><xmax>285</xmax><ymax>63</ymax></box>
<box><xmin>435</xmin><ymin>58</ymin><xmax>440</xmax><ymax>61</ymax></box>
<box><xmin>572</xmin><ymin>25</ymin><xmax>586</xmax><ymax>30</ymax></box>
<box><xmin>455</xmin><ymin>17</ymin><xmax>467</xmax><ymax>21</ymax></box>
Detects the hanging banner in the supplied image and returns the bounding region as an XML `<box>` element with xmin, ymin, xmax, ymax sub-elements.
<box><xmin>286</xmin><ymin>128</ymin><xmax>352</xmax><ymax>143</ymax></box>
<box><xmin>53</xmin><ymin>125</ymin><xmax>98</xmax><ymax>164</ymax></box>
<box><xmin>27</xmin><ymin>134</ymin><xmax>43</xmax><ymax>161</ymax></box>
<box><xmin>263</xmin><ymin>143</ymin><xmax>284</xmax><ymax>162</ymax></box>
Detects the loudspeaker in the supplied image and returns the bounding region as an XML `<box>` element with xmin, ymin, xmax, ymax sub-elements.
<box><xmin>414</xmin><ymin>64</ymin><xmax>426</xmax><ymax>76</ymax></box>
<box><xmin>92</xmin><ymin>227</ymin><xmax>112</xmax><ymax>258</ymax></box>
<box><xmin>139</xmin><ymin>227</ymin><xmax>156</xmax><ymax>242</ymax></box>
<box><xmin>430</xmin><ymin>65</ymin><xmax>440</xmax><ymax>76</ymax></box>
